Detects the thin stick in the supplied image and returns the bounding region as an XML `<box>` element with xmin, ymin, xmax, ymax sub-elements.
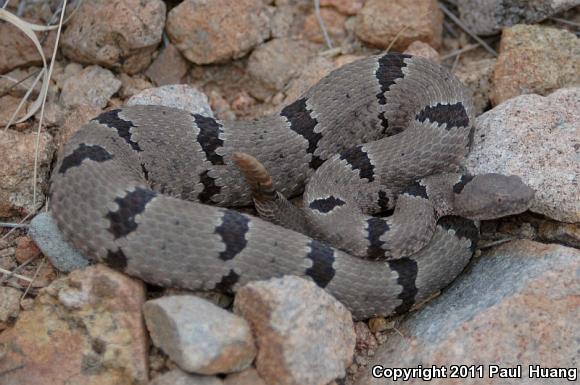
<box><xmin>0</xmin><ymin>256</ymin><xmax>38</xmax><ymax>284</ymax></box>
<box><xmin>549</xmin><ymin>17</ymin><xmax>580</xmax><ymax>28</ymax></box>
<box><xmin>386</xmin><ymin>25</ymin><xmax>410</xmax><ymax>53</ymax></box>
<box><xmin>21</xmin><ymin>257</ymin><xmax>45</xmax><ymax>299</ymax></box>
<box><xmin>32</xmin><ymin>0</ymin><xmax>67</xmax><ymax>209</ymax></box>
<box><xmin>438</xmin><ymin>2</ymin><xmax>498</xmax><ymax>57</ymax></box>
<box><xmin>0</xmin><ymin>212</ymin><xmax>32</xmax><ymax>241</ymax></box>
<box><xmin>0</xmin><ymin>267</ymin><xmax>33</xmax><ymax>282</ymax></box>
<box><xmin>441</xmin><ymin>43</ymin><xmax>479</xmax><ymax>60</ymax></box>
<box><xmin>0</xmin><ymin>222</ymin><xmax>30</xmax><ymax>228</ymax></box>
<box><xmin>477</xmin><ymin>237</ymin><xmax>515</xmax><ymax>249</ymax></box>
<box><xmin>314</xmin><ymin>0</ymin><xmax>333</xmax><ymax>49</ymax></box>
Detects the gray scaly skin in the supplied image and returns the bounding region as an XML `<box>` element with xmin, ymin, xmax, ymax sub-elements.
<box><xmin>50</xmin><ymin>53</ymin><xmax>534</xmax><ymax>320</ymax></box>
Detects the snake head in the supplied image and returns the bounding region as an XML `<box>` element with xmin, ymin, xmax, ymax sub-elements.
<box><xmin>454</xmin><ymin>174</ymin><xmax>535</xmax><ymax>220</ymax></box>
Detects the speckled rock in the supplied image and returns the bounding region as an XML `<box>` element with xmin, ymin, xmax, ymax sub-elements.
<box><xmin>457</xmin><ymin>0</ymin><xmax>580</xmax><ymax>36</ymax></box>
<box><xmin>127</xmin><ymin>84</ymin><xmax>213</xmax><ymax>117</ymax></box>
<box><xmin>224</xmin><ymin>368</ymin><xmax>267</xmax><ymax>385</ymax></box>
<box><xmin>355</xmin><ymin>0</ymin><xmax>443</xmax><ymax>51</ymax></box>
<box><xmin>321</xmin><ymin>0</ymin><xmax>364</xmax><ymax>15</ymax></box>
<box><xmin>166</xmin><ymin>0</ymin><xmax>270</xmax><ymax>64</ymax></box>
<box><xmin>234</xmin><ymin>276</ymin><xmax>356</xmax><ymax>385</ymax></box>
<box><xmin>14</xmin><ymin>235</ymin><xmax>41</xmax><ymax>263</ymax></box>
<box><xmin>0</xmin><ymin>286</ymin><xmax>21</xmax><ymax>323</ymax></box>
<box><xmin>455</xmin><ymin>58</ymin><xmax>496</xmax><ymax>115</ymax></box>
<box><xmin>60</xmin><ymin>65</ymin><xmax>121</xmax><ymax>109</ymax></box>
<box><xmin>282</xmin><ymin>55</ymin><xmax>336</xmax><ymax>104</ymax></box>
<box><xmin>491</xmin><ymin>24</ymin><xmax>579</xmax><ymax>105</ymax></box>
<box><xmin>118</xmin><ymin>73</ymin><xmax>154</xmax><ymax>99</ymax></box>
<box><xmin>303</xmin><ymin>8</ymin><xmax>347</xmax><ymax>45</ymax></box>
<box><xmin>0</xmin><ymin>130</ymin><xmax>53</xmax><ymax>217</ymax></box>
<box><xmin>357</xmin><ymin>240</ymin><xmax>580</xmax><ymax>385</ymax></box>
<box><xmin>465</xmin><ymin>87</ymin><xmax>579</xmax><ymax>223</ymax></box>
<box><xmin>0</xmin><ymin>21</ymin><xmax>56</xmax><ymax>74</ymax></box>
<box><xmin>145</xmin><ymin>44</ymin><xmax>190</xmax><ymax>86</ymax></box>
<box><xmin>0</xmin><ymin>95</ymin><xmax>30</xmax><ymax>126</ymax></box>
<box><xmin>61</xmin><ymin>0</ymin><xmax>166</xmax><ymax>74</ymax></box>
<box><xmin>403</xmin><ymin>41</ymin><xmax>441</xmax><ymax>64</ymax></box>
<box><xmin>149</xmin><ymin>369</ymin><xmax>224</xmax><ymax>385</ymax></box>
<box><xmin>0</xmin><ymin>265</ymin><xmax>148</xmax><ymax>385</ymax></box>
<box><xmin>247</xmin><ymin>38</ymin><xmax>318</xmax><ymax>98</ymax></box>
<box><xmin>143</xmin><ymin>295</ymin><xmax>256</xmax><ymax>374</ymax></box>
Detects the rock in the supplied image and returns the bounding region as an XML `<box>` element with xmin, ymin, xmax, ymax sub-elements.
<box><xmin>145</xmin><ymin>44</ymin><xmax>189</xmax><ymax>86</ymax></box>
<box><xmin>403</xmin><ymin>41</ymin><xmax>441</xmax><ymax>64</ymax></box>
<box><xmin>465</xmin><ymin>87</ymin><xmax>580</xmax><ymax>223</ymax></box>
<box><xmin>166</xmin><ymin>0</ymin><xmax>270</xmax><ymax>64</ymax></box>
<box><xmin>538</xmin><ymin>221</ymin><xmax>580</xmax><ymax>249</ymax></box>
<box><xmin>321</xmin><ymin>0</ymin><xmax>364</xmax><ymax>15</ymax></box>
<box><xmin>354</xmin><ymin>322</ymin><xmax>378</xmax><ymax>354</ymax></box>
<box><xmin>283</xmin><ymin>55</ymin><xmax>336</xmax><ymax>104</ymax></box>
<box><xmin>355</xmin><ymin>0</ymin><xmax>443</xmax><ymax>51</ymax></box>
<box><xmin>367</xmin><ymin>317</ymin><xmax>392</xmax><ymax>333</ymax></box>
<box><xmin>54</xmin><ymin>105</ymin><xmax>103</xmax><ymax>150</ymax></box>
<box><xmin>491</xmin><ymin>25</ymin><xmax>579</xmax><ymax>106</ymax></box>
<box><xmin>150</xmin><ymin>369</ymin><xmax>224</xmax><ymax>385</ymax></box>
<box><xmin>271</xmin><ymin>5</ymin><xmax>302</xmax><ymax>38</ymax></box>
<box><xmin>0</xmin><ymin>265</ymin><xmax>148</xmax><ymax>385</ymax></box>
<box><xmin>357</xmin><ymin>240</ymin><xmax>579</xmax><ymax>385</ymax></box>
<box><xmin>457</xmin><ymin>0</ymin><xmax>580</xmax><ymax>36</ymax></box>
<box><xmin>0</xmin><ymin>130</ymin><xmax>53</xmax><ymax>217</ymax></box>
<box><xmin>0</xmin><ymin>67</ymin><xmax>43</xmax><ymax>98</ymax></box>
<box><xmin>0</xmin><ymin>95</ymin><xmax>30</xmax><ymax>126</ymax></box>
<box><xmin>118</xmin><ymin>73</ymin><xmax>154</xmax><ymax>99</ymax></box>
<box><xmin>234</xmin><ymin>276</ymin><xmax>356</xmax><ymax>385</ymax></box>
<box><xmin>303</xmin><ymin>8</ymin><xmax>347</xmax><ymax>45</ymax></box>
<box><xmin>247</xmin><ymin>38</ymin><xmax>318</xmax><ymax>98</ymax></box>
<box><xmin>224</xmin><ymin>368</ymin><xmax>267</xmax><ymax>385</ymax></box>
<box><xmin>29</xmin><ymin>212</ymin><xmax>90</xmax><ymax>272</ymax></box>
<box><xmin>14</xmin><ymin>236</ymin><xmax>41</xmax><ymax>263</ymax></box>
<box><xmin>0</xmin><ymin>287</ymin><xmax>21</xmax><ymax>323</ymax></box>
<box><xmin>127</xmin><ymin>85</ymin><xmax>214</xmax><ymax>117</ymax></box>
<box><xmin>0</xmin><ymin>21</ymin><xmax>56</xmax><ymax>74</ymax></box>
<box><xmin>61</xmin><ymin>0</ymin><xmax>166</xmax><ymax>74</ymax></box>
<box><xmin>60</xmin><ymin>65</ymin><xmax>121</xmax><ymax>109</ymax></box>
<box><xmin>143</xmin><ymin>295</ymin><xmax>256</xmax><ymax>374</ymax></box>
<box><xmin>454</xmin><ymin>58</ymin><xmax>496</xmax><ymax>115</ymax></box>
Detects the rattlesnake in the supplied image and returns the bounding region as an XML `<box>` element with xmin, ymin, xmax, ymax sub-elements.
<box><xmin>50</xmin><ymin>53</ymin><xmax>534</xmax><ymax>319</ymax></box>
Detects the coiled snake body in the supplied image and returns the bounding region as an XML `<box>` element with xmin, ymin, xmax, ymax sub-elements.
<box><xmin>50</xmin><ymin>53</ymin><xmax>534</xmax><ymax>319</ymax></box>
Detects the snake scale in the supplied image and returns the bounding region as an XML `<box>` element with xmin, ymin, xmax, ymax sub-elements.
<box><xmin>50</xmin><ymin>53</ymin><xmax>534</xmax><ymax>320</ymax></box>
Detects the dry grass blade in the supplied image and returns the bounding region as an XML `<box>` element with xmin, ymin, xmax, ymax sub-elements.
<box><xmin>20</xmin><ymin>257</ymin><xmax>46</xmax><ymax>300</ymax></box>
<box><xmin>32</xmin><ymin>0</ymin><xmax>68</xmax><ymax>209</ymax></box>
<box><xmin>438</xmin><ymin>1</ymin><xmax>498</xmax><ymax>57</ymax></box>
<box><xmin>386</xmin><ymin>25</ymin><xmax>410</xmax><ymax>53</ymax></box>
<box><xmin>0</xmin><ymin>266</ymin><xmax>34</xmax><ymax>283</ymax></box>
<box><xmin>0</xmin><ymin>212</ymin><xmax>32</xmax><ymax>241</ymax></box>
<box><xmin>314</xmin><ymin>0</ymin><xmax>334</xmax><ymax>49</ymax></box>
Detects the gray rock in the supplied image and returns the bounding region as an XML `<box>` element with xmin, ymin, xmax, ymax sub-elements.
<box><xmin>465</xmin><ymin>88</ymin><xmax>580</xmax><ymax>223</ymax></box>
<box><xmin>0</xmin><ymin>287</ymin><xmax>21</xmax><ymax>323</ymax></box>
<box><xmin>247</xmin><ymin>38</ymin><xmax>318</xmax><ymax>99</ymax></box>
<box><xmin>457</xmin><ymin>0</ymin><xmax>580</xmax><ymax>36</ymax></box>
<box><xmin>149</xmin><ymin>369</ymin><xmax>223</xmax><ymax>385</ymax></box>
<box><xmin>127</xmin><ymin>85</ymin><xmax>214</xmax><ymax>117</ymax></box>
<box><xmin>143</xmin><ymin>295</ymin><xmax>256</xmax><ymax>374</ymax></box>
<box><xmin>59</xmin><ymin>65</ymin><xmax>121</xmax><ymax>109</ymax></box>
<box><xmin>28</xmin><ymin>213</ymin><xmax>90</xmax><ymax>272</ymax></box>
<box><xmin>61</xmin><ymin>0</ymin><xmax>166</xmax><ymax>74</ymax></box>
<box><xmin>234</xmin><ymin>276</ymin><xmax>355</xmax><ymax>385</ymax></box>
<box><xmin>223</xmin><ymin>368</ymin><xmax>267</xmax><ymax>385</ymax></box>
<box><xmin>357</xmin><ymin>240</ymin><xmax>580</xmax><ymax>385</ymax></box>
